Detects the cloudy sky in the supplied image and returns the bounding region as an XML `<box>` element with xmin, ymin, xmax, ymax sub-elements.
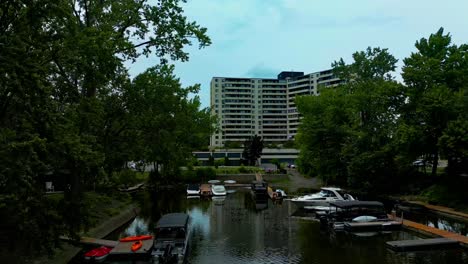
<box><xmin>127</xmin><ymin>0</ymin><xmax>468</xmax><ymax>108</ymax></box>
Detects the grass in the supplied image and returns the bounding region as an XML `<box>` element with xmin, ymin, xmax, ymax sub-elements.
<box><xmin>214</xmin><ymin>166</ymin><xmax>263</xmax><ymax>174</ymax></box>
<box><xmin>268</xmin><ymin>177</ymin><xmax>291</xmax><ymax>184</ymax></box>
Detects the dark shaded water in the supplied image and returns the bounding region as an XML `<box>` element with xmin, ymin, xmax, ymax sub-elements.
<box><xmin>72</xmin><ymin>188</ymin><xmax>468</xmax><ymax>263</ymax></box>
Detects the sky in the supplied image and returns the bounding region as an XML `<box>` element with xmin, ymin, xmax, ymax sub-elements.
<box><xmin>127</xmin><ymin>0</ymin><xmax>468</xmax><ymax>108</ymax></box>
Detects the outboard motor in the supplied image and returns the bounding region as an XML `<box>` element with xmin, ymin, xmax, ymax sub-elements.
<box><xmin>159</xmin><ymin>244</ymin><xmax>176</xmax><ymax>264</ymax></box>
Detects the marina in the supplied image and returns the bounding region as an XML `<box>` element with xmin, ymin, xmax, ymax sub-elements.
<box><xmin>68</xmin><ymin>188</ymin><xmax>468</xmax><ymax>263</ymax></box>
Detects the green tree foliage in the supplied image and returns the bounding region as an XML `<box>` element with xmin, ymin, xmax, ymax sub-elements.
<box><xmin>297</xmin><ymin>47</ymin><xmax>405</xmax><ymax>191</ymax></box>
<box><xmin>242</xmin><ymin>135</ymin><xmax>264</xmax><ymax>166</ymax></box>
<box><xmin>401</xmin><ymin>28</ymin><xmax>468</xmax><ymax>176</ymax></box>
<box><xmin>0</xmin><ymin>0</ymin><xmax>211</xmax><ymax>255</ymax></box>
<box><xmin>297</xmin><ymin>28</ymin><xmax>468</xmax><ymax>193</ymax></box>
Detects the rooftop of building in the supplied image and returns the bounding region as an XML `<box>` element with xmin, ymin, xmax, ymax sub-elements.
<box><xmin>212</xmin><ymin>69</ymin><xmax>334</xmax><ymax>82</ymax></box>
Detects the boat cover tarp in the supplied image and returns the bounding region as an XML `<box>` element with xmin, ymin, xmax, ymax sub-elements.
<box><xmin>156</xmin><ymin>213</ymin><xmax>189</xmax><ymax>228</ymax></box>
<box><xmin>329</xmin><ymin>201</ymin><xmax>384</xmax><ymax>208</ymax></box>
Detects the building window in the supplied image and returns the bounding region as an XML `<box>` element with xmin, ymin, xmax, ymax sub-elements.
<box><xmin>215</xmin><ymin>84</ymin><xmax>218</xmax><ymax>87</ymax></box>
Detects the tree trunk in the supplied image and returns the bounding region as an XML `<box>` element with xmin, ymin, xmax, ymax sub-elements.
<box><xmin>431</xmin><ymin>151</ymin><xmax>439</xmax><ymax>176</ymax></box>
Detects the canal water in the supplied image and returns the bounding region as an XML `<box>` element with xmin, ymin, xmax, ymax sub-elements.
<box><xmin>74</xmin><ymin>188</ymin><xmax>468</xmax><ymax>263</ymax></box>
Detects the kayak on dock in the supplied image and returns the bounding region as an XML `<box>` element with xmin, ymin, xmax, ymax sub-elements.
<box><xmin>84</xmin><ymin>246</ymin><xmax>112</xmax><ymax>262</ymax></box>
<box><xmin>131</xmin><ymin>240</ymin><xmax>143</xmax><ymax>252</ymax></box>
<box><xmin>119</xmin><ymin>234</ymin><xmax>153</xmax><ymax>242</ymax></box>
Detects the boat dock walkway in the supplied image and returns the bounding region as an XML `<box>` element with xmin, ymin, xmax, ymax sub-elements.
<box><xmin>60</xmin><ymin>236</ymin><xmax>119</xmax><ymax>247</ymax></box>
<box><xmin>110</xmin><ymin>240</ymin><xmax>153</xmax><ymax>256</ymax></box>
<box><xmin>390</xmin><ymin>215</ymin><xmax>468</xmax><ymax>248</ymax></box>
<box><xmin>387</xmin><ymin>238</ymin><xmax>459</xmax><ymax>252</ymax></box>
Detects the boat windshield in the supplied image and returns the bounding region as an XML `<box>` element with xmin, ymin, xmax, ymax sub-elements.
<box><xmin>213</xmin><ymin>186</ymin><xmax>225</xmax><ymax>191</ymax></box>
<box><xmin>318</xmin><ymin>189</ymin><xmax>337</xmax><ymax>197</ymax></box>
<box><xmin>157</xmin><ymin>227</ymin><xmax>186</xmax><ymax>239</ymax></box>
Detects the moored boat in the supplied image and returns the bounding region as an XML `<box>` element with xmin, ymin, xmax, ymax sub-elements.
<box><xmin>267</xmin><ymin>186</ymin><xmax>286</xmax><ymax>200</ymax></box>
<box><xmin>321</xmin><ymin>201</ymin><xmax>402</xmax><ymax>232</ymax></box>
<box><xmin>152</xmin><ymin>213</ymin><xmax>190</xmax><ymax>264</ymax></box>
<box><xmin>251</xmin><ymin>181</ymin><xmax>268</xmax><ymax>198</ymax></box>
<box><xmin>291</xmin><ymin>187</ymin><xmax>355</xmax><ymax>208</ymax></box>
<box><xmin>186</xmin><ymin>184</ymin><xmax>200</xmax><ymax>196</ymax></box>
<box><xmin>211</xmin><ymin>184</ymin><xmax>227</xmax><ymax>196</ymax></box>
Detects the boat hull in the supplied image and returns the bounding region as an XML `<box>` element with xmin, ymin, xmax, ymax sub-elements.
<box><xmin>291</xmin><ymin>199</ymin><xmax>333</xmax><ymax>208</ymax></box>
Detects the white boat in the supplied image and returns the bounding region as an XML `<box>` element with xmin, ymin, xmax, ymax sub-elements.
<box><xmin>291</xmin><ymin>187</ymin><xmax>355</xmax><ymax>208</ymax></box>
<box><xmin>211</xmin><ymin>185</ymin><xmax>227</xmax><ymax>196</ymax></box>
<box><xmin>208</xmin><ymin>179</ymin><xmax>220</xmax><ymax>184</ymax></box>
<box><xmin>152</xmin><ymin>213</ymin><xmax>190</xmax><ymax>264</ymax></box>
<box><xmin>186</xmin><ymin>184</ymin><xmax>200</xmax><ymax>196</ymax></box>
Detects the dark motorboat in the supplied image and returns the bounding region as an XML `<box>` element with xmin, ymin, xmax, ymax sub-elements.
<box><xmin>251</xmin><ymin>181</ymin><xmax>268</xmax><ymax>198</ymax></box>
<box><xmin>186</xmin><ymin>184</ymin><xmax>200</xmax><ymax>196</ymax></box>
<box><xmin>152</xmin><ymin>213</ymin><xmax>190</xmax><ymax>264</ymax></box>
<box><xmin>320</xmin><ymin>201</ymin><xmax>402</xmax><ymax>232</ymax></box>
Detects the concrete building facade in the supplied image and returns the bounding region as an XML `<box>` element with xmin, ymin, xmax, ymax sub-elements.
<box><xmin>210</xmin><ymin>70</ymin><xmax>342</xmax><ymax>147</ymax></box>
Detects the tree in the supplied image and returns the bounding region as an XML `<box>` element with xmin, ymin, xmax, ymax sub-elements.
<box><xmin>127</xmin><ymin>65</ymin><xmax>214</xmax><ymax>179</ymax></box>
<box><xmin>242</xmin><ymin>135</ymin><xmax>264</xmax><ymax>166</ymax></box>
<box><xmin>401</xmin><ymin>28</ymin><xmax>468</xmax><ymax>176</ymax></box>
<box><xmin>0</xmin><ymin>0</ymin><xmax>211</xmax><ymax>254</ymax></box>
<box><xmin>297</xmin><ymin>47</ymin><xmax>404</xmax><ymax>192</ymax></box>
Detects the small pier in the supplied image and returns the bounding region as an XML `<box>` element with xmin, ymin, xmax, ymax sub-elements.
<box><xmin>345</xmin><ymin>220</ymin><xmax>402</xmax><ymax>231</ymax></box>
<box><xmin>118</xmin><ymin>183</ymin><xmax>145</xmax><ymax>192</ymax></box>
<box><xmin>388</xmin><ymin>215</ymin><xmax>468</xmax><ymax>250</ymax></box>
<box><xmin>60</xmin><ymin>236</ymin><xmax>119</xmax><ymax>247</ymax></box>
<box><xmin>109</xmin><ymin>240</ymin><xmax>153</xmax><ymax>256</ymax></box>
<box><xmin>386</xmin><ymin>238</ymin><xmax>459</xmax><ymax>252</ymax></box>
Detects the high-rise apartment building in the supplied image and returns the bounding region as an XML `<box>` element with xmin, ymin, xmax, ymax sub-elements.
<box><xmin>210</xmin><ymin>69</ymin><xmax>342</xmax><ymax>147</ymax></box>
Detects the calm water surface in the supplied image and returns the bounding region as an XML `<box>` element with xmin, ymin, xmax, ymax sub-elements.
<box><xmin>75</xmin><ymin>188</ymin><xmax>468</xmax><ymax>264</ymax></box>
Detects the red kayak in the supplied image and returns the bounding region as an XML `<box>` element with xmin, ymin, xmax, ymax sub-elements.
<box><xmin>119</xmin><ymin>234</ymin><xmax>153</xmax><ymax>242</ymax></box>
<box><xmin>84</xmin><ymin>246</ymin><xmax>112</xmax><ymax>262</ymax></box>
<box><xmin>131</xmin><ymin>240</ymin><xmax>142</xmax><ymax>252</ymax></box>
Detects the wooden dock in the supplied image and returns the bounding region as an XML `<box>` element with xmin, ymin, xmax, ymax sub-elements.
<box><xmin>255</xmin><ymin>173</ymin><xmax>263</xmax><ymax>181</ymax></box>
<box><xmin>344</xmin><ymin>221</ymin><xmax>402</xmax><ymax>231</ymax></box>
<box><xmin>389</xmin><ymin>215</ymin><xmax>468</xmax><ymax>248</ymax></box>
<box><xmin>386</xmin><ymin>238</ymin><xmax>459</xmax><ymax>252</ymax></box>
<box><xmin>60</xmin><ymin>236</ymin><xmax>119</xmax><ymax>247</ymax></box>
<box><xmin>109</xmin><ymin>239</ymin><xmax>153</xmax><ymax>256</ymax></box>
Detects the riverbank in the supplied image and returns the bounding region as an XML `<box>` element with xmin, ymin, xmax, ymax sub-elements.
<box><xmin>31</xmin><ymin>193</ymin><xmax>138</xmax><ymax>264</ymax></box>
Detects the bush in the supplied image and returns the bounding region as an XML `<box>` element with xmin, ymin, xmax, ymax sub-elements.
<box><xmin>196</xmin><ymin>167</ymin><xmax>216</xmax><ymax>180</ymax></box>
<box><xmin>238</xmin><ymin>166</ymin><xmax>248</xmax><ymax>173</ymax></box>
<box><xmin>112</xmin><ymin>169</ymin><xmax>139</xmax><ymax>186</ymax></box>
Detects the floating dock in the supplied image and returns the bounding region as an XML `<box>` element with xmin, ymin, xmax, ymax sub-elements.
<box><xmin>386</xmin><ymin>238</ymin><xmax>459</xmax><ymax>252</ymax></box>
<box><xmin>60</xmin><ymin>236</ymin><xmax>119</xmax><ymax>247</ymax></box>
<box><xmin>389</xmin><ymin>215</ymin><xmax>468</xmax><ymax>249</ymax></box>
<box><xmin>345</xmin><ymin>220</ymin><xmax>402</xmax><ymax>231</ymax></box>
<box><xmin>109</xmin><ymin>239</ymin><xmax>153</xmax><ymax>256</ymax></box>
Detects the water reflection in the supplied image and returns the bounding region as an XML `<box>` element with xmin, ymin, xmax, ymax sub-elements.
<box><xmin>74</xmin><ymin>188</ymin><xmax>468</xmax><ymax>263</ymax></box>
<box><xmin>398</xmin><ymin>210</ymin><xmax>468</xmax><ymax>237</ymax></box>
